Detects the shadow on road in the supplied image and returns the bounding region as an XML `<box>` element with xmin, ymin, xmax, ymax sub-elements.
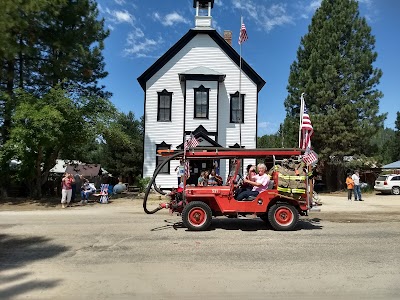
<box><xmin>296</xmin><ymin>218</ymin><xmax>323</xmax><ymax>230</ymax></box>
<box><xmin>150</xmin><ymin>217</ymin><xmax>323</xmax><ymax>232</ymax></box>
<box><xmin>0</xmin><ymin>234</ymin><xmax>69</xmax><ymax>299</ymax></box>
<box><xmin>0</xmin><ymin>197</ymin><xmax>60</xmax><ymax>208</ymax></box>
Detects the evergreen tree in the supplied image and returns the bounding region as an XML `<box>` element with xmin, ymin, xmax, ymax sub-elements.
<box><xmin>0</xmin><ymin>0</ymin><xmax>111</xmax><ymax>197</ymax></box>
<box><xmin>283</xmin><ymin>0</ymin><xmax>386</xmax><ymax>189</ymax></box>
<box><xmin>257</xmin><ymin>125</ymin><xmax>284</xmax><ymax>148</ymax></box>
<box><xmin>0</xmin><ymin>0</ymin><xmax>109</xmax><ymax>143</ymax></box>
<box><xmin>371</xmin><ymin>127</ymin><xmax>395</xmax><ymax>164</ymax></box>
<box><xmin>2</xmin><ymin>87</ymin><xmax>115</xmax><ymax>199</ymax></box>
<box><xmin>34</xmin><ymin>0</ymin><xmax>110</xmax><ymax>99</ymax></box>
<box><xmin>391</xmin><ymin>112</ymin><xmax>400</xmax><ymax>161</ymax></box>
<box><xmin>101</xmin><ymin>112</ymin><xmax>144</xmax><ymax>184</ymax></box>
<box><xmin>0</xmin><ymin>0</ymin><xmax>65</xmax><ymax>142</ymax></box>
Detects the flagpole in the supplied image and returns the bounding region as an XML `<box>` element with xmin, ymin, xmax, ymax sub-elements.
<box><xmin>239</xmin><ymin>16</ymin><xmax>243</xmax><ymax>148</ymax></box>
<box><xmin>298</xmin><ymin>92</ymin><xmax>305</xmax><ymax>148</ymax></box>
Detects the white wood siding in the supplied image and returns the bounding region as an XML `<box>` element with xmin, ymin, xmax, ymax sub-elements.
<box><xmin>143</xmin><ymin>33</ymin><xmax>259</xmax><ymax>188</ymax></box>
<box><xmin>186</xmin><ymin>80</ymin><xmax>218</xmax><ymax>133</ymax></box>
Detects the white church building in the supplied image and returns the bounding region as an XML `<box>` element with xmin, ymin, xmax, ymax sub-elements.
<box><xmin>137</xmin><ymin>0</ymin><xmax>266</xmax><ymax>188</ymax></box>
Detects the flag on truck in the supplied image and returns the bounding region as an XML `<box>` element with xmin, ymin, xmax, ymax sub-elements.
<box><xmin>302</xmin><ymin>148</ymin><xmax>318</xmax><ymax>166</ymax></box>
<box><xmin>300</xmin><ymin>105</ymin><xmax>313</xmax><ymax>149</ymax></box>
<box><xmin>184</xmin><ymin>161</ymin><xmax>190</xmax><ymax>178</ymax></box>
<box><xmin>184</xmin><ymin>133</ymin><xmax>199</xmax><ymax>151</ymax></box>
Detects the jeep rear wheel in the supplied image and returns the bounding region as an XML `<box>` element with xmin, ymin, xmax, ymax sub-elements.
<box><xmin>268</xmin><ymin>203</ymin><xmax>299</xmax><ymax>231</ymax></box>
<box><xmin>392</xmin><ymin>186</ymin><xmax>400</xmax><ymax>195</ymax></box>
<box><xmin>182</xmin><ymin>201</ymin><xmax>212</xmax><ymax>231</ymax></box>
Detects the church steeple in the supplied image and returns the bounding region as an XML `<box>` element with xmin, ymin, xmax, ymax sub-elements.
<box><xmin>193</xmin><ymin>0</ymin><xmax>214</xmax><ymax>28</ymax></box>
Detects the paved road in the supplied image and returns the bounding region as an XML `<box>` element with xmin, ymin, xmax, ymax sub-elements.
<box><xmin>1</xmin><ymin>195</ymin><xmax>400</xmax><ymax>300</ymax></box>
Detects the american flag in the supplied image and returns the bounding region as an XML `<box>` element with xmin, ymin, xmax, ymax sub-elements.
<box><xmin>300</xmin><ymin>105</ymin><xmax>313</xmax><ymax>149</ymax></box>
<box><xmin>238</xmin><ymin>22</ymin><xmax>248</xmax><ymax>44</ymax></box>
<box><xmin>184</xmin><ymin>161</ymin><xmax>190</xmax><ymax>178</ymax></box>
<box><xmin>184</xmin><ymin>133</ymin><xmax>199</xmax><ymax>151</ymax></box>
<box><xmin>302</xmin><ymin>149</ymin><xmax>318</xmax><ymax>166</ymax></box>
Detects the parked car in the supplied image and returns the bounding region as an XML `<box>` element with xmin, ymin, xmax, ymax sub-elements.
<box><xmin>374</xmin><ymin>174</ymin><xmax>400</xmax><ymax>195</ymax></box>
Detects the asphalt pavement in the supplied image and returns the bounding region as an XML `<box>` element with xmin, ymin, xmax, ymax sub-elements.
<box><xmin>0</xmin><ymin>194</ymin><xmax>400</xmax><ymax>300</ymax></box>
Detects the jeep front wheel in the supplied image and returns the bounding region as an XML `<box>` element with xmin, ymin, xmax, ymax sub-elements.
<box><xmin>268</xmin><ymin>203</ymin><xmax>299</xmax><ymax>231</ymax></box>
<box><xmin>182</xmin><ymin>201</ymin><xmax>212</xmax><ymax>231</ymax></box>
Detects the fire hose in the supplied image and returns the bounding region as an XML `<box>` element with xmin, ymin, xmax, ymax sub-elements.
<box><xmin>143</xmin><ymin>150</ymin><xmax>184</xmax><ymax>214</ymax></box>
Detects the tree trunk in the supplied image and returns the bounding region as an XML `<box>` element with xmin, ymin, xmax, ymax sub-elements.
<box><xmin>0</xmin><ymin>59</ymin><xmax>15</xmax><ymax>199</ymax></box>
<box><xmin>30</xmin><ymin>178</ymin><xmax>42</xmax><ymax>200</ymax></box>
<box><xmin>325</xmin><ymin>163</ymin><xmax>346</xmax><ymax>191</ymax></box>
<box><xmin>3</xmin><ymin>59</ymin><xmax>15</xmax><ymax>142</ymax></box>
<box><xmin>30</xmin><ymin>146</ymin><xmax>44</xmax><ymax>200</ymax></box>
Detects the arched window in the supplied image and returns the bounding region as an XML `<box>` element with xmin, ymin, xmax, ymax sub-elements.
<box><xmin>230</xmin><ymin>91</ymin><xmax>245</xmax><ymax>123</ymax></box>
<box><xmin>156</xmin><ymin>141</ymin><xmax>171</xmax><ymax>174</ymax></box>
<box><xmin>157</xmin><ymin>89</ymin><xmax>172</xmax><ymax>122</ymax></box>
<box><xmin>194</xmin><ymin>85</ymin><xmax>209</xmax><ymax>119</ymax></box>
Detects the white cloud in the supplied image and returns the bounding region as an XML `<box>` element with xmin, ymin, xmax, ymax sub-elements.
<box><xmin>153</xmin><ymin>11</ymin><xmax>190</xmax><ymax>26</ymax></box>
<box><xmin>114</xmin><ymin>0</ymin><xmax>126</xmax><ymax>5</ymax></box>
<box><xmin>103</xmin><ymin>8</ymin><xmax>134</xmax><ymax>25</ymax></box>
<box><xmin>212</xmin><ymin>19</ymin><xmax>222</xmax><ymax>33</ymax></box>
<box><xmin>214</xmin><ymin>0</ymin><xmax>224</xmax><ymax>6</ymax></box>
<box><xmin>357</xmin><ymin>0</ymin><xmax>373</xmax><ymax>5</ymax></box>
<box><xmin>231</xmin><ymin>0</ymin><xmax>293</xmax><ymax>32</ymax></box>
<box><xmin>113</xmin><ymin>10</ymin><xmax>134</xmax><ymax>24</ymax></box>
<box><xmin>97</xmin><ymin>3</ymin><xmax>104</xmax><ymax>13</ymax></box>
<box><xmin>124</xmin><ymin>30</ymin><xmax>163</xmax><ymax>58</ymax></box>
<box><xmin>308</xmin><ymin>0</ymin><xmax>322</xmax><ymax>12</ymax></box>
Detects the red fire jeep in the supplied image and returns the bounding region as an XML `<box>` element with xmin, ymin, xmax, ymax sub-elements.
<box><xmin>143</xmin><ymin>148</ymin><xmax>311</xmax><ymax>231</ymax></box>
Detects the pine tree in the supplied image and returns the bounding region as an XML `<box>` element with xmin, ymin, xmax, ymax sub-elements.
<box><xmin>0</xmin><ymin>0</ymin><xmax>109</xmax><ymax>143</ymax></box>
<box><xmin>33</xmin><ymin>0</ymin><xmax>110</xmax><ymax>99</ymax></box>
<box><xmin>283</xmin><ymin>0</ymin><xmax>386</xmax><ymax>189</ymax></box>
<box><xmin>0</xmin><ymin>0</ymin><xmax>111</xmax><ymax>197</ymax></box>
<box><xmin>391</xmin><ymin>112</ymin><xmax>400</xmax><ymax>161</ymax></box>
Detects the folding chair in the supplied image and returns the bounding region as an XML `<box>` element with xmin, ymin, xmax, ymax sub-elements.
<box><xmin>93</xmin><ymin>184</ymin><xmax>109</xmax><ymax>204</ymax></box>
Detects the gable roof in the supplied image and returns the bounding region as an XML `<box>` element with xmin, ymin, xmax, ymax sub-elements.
<box><xmin>382</xmin><ymin>160</ymin><xmax>400</xmax><ymax>169</ymax></box>
<box><xmin>137</xmin><ymin>29</ymin><xmax>266</xmax><ymax>92</ymax></box>
<box><xmin>65</xmin><ymin>164</ymin><xmax>103</xmax><ymax>177</ymax></box>
<box><xmin>177</xmin><ymin>125</ymin><xmax>223</xmax><ymax>149</ymax></box>
<box><xmin>179</xmin><ymin>66</ymin><xmax>226</xmax><ymax>82</ymax></box>
<box><xmin>180</xmin><ymin>66</ymin><xmax>224</xmax><ymax>76</ymax></box>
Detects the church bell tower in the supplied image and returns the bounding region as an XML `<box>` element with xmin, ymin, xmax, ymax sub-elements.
<box><xmin>193</xmin><ymin>0</ymin><xmax>214</xmax><ymax>28</ymax></box>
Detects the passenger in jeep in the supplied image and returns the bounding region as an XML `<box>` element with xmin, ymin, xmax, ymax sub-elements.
<box><xmin>235</xmin><ymin>163</ymin><xmax>270</xmax><ymax>200</ymax></box>
<box><xmin>234</xmin><ymin>164</ymin><xmax>256</xmax><ymax>198</ymax></box>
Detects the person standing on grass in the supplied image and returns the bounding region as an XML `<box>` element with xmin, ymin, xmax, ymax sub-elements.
<box><xmin>352</xmin><ymin>171</ymin><xmax>363</xmax><ymax>201</ymax></box>
<box><xmin>346</xmin><ymin>174</ymin><xmax>354</xmax><ymax>201</ymax></box>
<box><xmin>61</xmin><ymin>173</ymin><xmax>74</xmax><ymax>208</ymax></box>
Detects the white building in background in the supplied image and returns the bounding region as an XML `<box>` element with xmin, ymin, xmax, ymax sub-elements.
<box><xmin>137</xmin><ymin>0</ymin><xmax>265</xmax><ymax>188</ymax></box>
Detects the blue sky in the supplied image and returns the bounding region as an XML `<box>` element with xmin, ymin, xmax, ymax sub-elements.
<box><xmin>96</xmin><ymin>0</ymin><xmax>400</xmax><ymax>135</ymax></box>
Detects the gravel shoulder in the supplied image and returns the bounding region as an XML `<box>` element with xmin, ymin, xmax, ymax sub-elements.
<box><xmin>1</xmin><ymin>191</ymin><xmax>400</xmax><ymax>219</ymax></box>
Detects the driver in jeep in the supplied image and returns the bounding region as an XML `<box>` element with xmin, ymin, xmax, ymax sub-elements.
<box><xmin>235</xmin><ymin>163</ymin><xmax>270</xmax><ymax>201</ymax></box>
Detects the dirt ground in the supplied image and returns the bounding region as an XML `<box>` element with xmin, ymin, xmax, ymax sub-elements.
<box><xmin>1</xmin><ymin>191</ymin><xmax>400</xmax><ymax>299</ymax></box>
<box><xmin>1</xmin><ymin>191</ymin><xmax>400</xmax><ymax>224</ymax></box>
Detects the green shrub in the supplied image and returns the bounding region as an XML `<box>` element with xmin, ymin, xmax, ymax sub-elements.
<box><xmin>137</xmin><ymin>176</ymin><xmax>151</xmax><ymax>193</ymax></box>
